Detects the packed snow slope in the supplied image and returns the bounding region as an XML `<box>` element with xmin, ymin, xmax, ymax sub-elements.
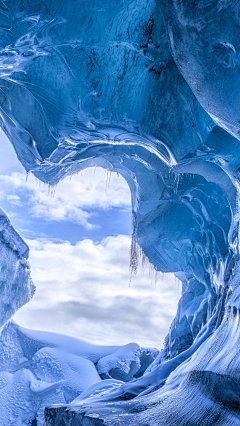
<box><xmin>0</xmin><ymin>0</ymin><xmax>239</xmax><ymax>424</ymax></box>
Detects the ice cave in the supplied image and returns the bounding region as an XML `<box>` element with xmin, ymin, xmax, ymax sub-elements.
<box><xmin>0</xmin><ymin>0</ymin><xmax>240</xmax><ymax>424</ymax></box>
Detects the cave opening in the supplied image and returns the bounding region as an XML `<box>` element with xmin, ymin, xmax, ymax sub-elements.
<box><xmin>0</xmin><ymin>129</ymin><xmax>181</xmax><ymax>348</ymax></box>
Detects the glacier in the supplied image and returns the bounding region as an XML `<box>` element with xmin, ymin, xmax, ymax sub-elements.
<box><xmin>0</xmin><ymin>0</ymin><xmax>239</xmax><ymax>424</ymax></box>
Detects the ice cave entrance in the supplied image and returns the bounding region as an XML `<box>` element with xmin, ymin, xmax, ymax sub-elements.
<box><xmin>0</xmin><ymin>130</ymin><xmax>181</xmax><ymax>348</ymax></box>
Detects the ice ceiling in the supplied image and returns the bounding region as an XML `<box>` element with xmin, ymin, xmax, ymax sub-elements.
<box><xmin>1</xmin><ymin>0</ymin><xmax>240</xmax><ymax>425</ymax></box>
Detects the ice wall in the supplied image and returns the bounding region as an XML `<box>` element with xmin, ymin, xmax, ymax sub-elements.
<box><xmin>0</xmin><ymin>207</ymin><xmax>33</xmax><ymax>328</ymax></box>
<box><xmin>0</xmin><ymin>0</ymin><xmax>239</xmax><ymax>424</ymax></box>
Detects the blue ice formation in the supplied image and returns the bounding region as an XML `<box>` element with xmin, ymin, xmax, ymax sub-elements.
<box><xmin>0</xmin><ymin>0</ymin><xmax>240</xmax><ymax>425</ymax></box>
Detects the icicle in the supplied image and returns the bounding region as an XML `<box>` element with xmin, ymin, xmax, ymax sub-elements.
<box><xmin>175</xmin><ymin>172</ymin><xmax>180</xmax><ymax>194</ymax></box>
<box><xmin>47</xmin><ymin>183</ymin><xmax>57</xmax><ymax>200</ymax></box>
<box><xmin>105</xmin><ymin>170</ymin><xmax>110</xmax><ymax>193</ymax></box>
<box><xmin>129</xmin><ymin>236</ymin><xmax>139</xmax><ymax>285</ymax></box>
<box><xmin>154</xmin><ymin>268</ymin><xmax>158</xmax><ymax>288</ymax></box>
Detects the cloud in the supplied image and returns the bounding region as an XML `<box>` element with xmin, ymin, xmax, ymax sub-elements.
<box><xmin>7</xmin><ymin>194</ymin><xmax>22</xmax><ymax>206</ymax></box>
<box><xmin>14</xmin><ymin>235</ymin><xmax>181</xmax><ymax>348</ymax></box>
<box><xmin>0</xmin><ymin>168</ymin><xmax>131</xmax><ymax>228</ymax></box>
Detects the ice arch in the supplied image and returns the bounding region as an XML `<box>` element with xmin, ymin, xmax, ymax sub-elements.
<box><xmin>0</xmin><ymin>0</ymin><xmax>239</xmax><ymax>425</ymax></box>
<box><xmin>10</xmin><ymin>164</ymin><xmax>179</xmax><ymax>348</ymax></box>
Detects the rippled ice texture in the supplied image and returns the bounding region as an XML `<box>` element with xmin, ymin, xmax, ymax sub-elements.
<box><xmin>0</xmin><ymin>0</ymin><xmax>239</xmax><ymax>425</ymax></box>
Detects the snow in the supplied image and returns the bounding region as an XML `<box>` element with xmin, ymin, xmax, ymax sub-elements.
<box><xmin>0</xmin><ymin>321</ymin><xmax>158</xmax><ymax>425</ymax></box>
<box><xmin>97</xmin><ymin>343</ymin><xmax>140</xmax><ymax>381</ymax></box>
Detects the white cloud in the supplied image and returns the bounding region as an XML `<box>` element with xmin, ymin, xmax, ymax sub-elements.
<box><xmin>7</xmin><ymin>194</ymin><xmax>22</xmax><ymax>206</ymax></box>
<box><xmin>0</xmin><ymin>168</ymin><xmax>131</xmax><ymax>228</ymax></box>
<box><xmin>14</xmin><ymin>235</ymin><xmax>181</xmax><ymax>348</ymax></box>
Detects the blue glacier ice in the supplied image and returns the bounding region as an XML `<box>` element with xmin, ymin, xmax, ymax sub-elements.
<box><xmin>0</xmin><ymin>0</ymin><xmax>239</xmax><ymax>425</ymax></box>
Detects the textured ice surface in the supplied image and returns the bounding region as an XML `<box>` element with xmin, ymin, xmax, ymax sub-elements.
<box><xmin>0</xmin><ymin>207</ymin><xmax>33</xmax><ymax>329</ymax></box>
<box><xmin>0</xmin><ymin>0</ymin><xmax>239</xmax><ymax>424</ymax></box>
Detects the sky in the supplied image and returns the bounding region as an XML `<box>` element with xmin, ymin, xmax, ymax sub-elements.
<box><xmin>0</xmin><ymin>129</ymin><xmax>181</xmax><ymax>348</ymax></box>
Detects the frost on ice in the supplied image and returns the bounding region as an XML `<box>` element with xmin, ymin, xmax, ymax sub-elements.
<box><xmin>0</xmin><ymin>0</ymin><xmax>240</xmax><ymax>425</ymax></box>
